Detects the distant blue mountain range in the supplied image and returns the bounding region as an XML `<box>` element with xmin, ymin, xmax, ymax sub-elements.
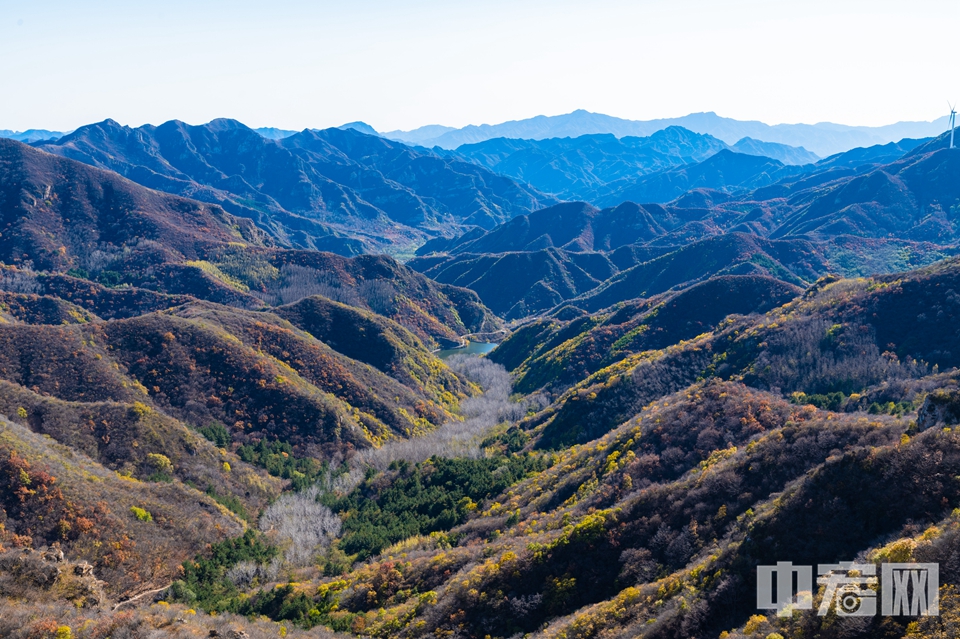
<box><xmin>0</xmin><ymin>128</ymin><xmax>68</xmax><ymax>143</ymax></box>
<box><xmin>440</xmin><ymin>127</ymin><xmax>822</xmax><ymax>202</ymax></box>
<box><xmin>7</xmin><ymin>109</ymin><xmax>950</xmax><ymax>157</ymax></box>
<box><xmin>381</xmin><ymin>109</ymin><xmax>951</xmax><ymax>157</ymax></box>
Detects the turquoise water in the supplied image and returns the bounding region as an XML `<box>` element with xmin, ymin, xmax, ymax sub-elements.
<box><xmin>436</xmin><ymin>342</ymin><xmax>498</xmax><ymax>360</ymax></box>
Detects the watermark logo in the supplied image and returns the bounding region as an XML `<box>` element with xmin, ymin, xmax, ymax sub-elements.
<box><xmin>757</xmin><ymin>562</ymin><xmax>812</xmax><ymax>617</ymax></box>
<box><xmin>817</xmin><ymin>562</ymin><xmax>877</xmax><ymax>616</ymax></box>
<box><xmin>757</xmin><ymin>561</ymin><xmax>939</xmax><ymax>617</ymax></box>
<box><xmin>882</xmin><ymin>563</ymin><xmax>939</xmax><ymax>616</ymax></box>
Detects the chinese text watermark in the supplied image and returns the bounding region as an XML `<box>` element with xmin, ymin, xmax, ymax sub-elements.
<box><xmin>757</xmin><ymin>561</ymin><xmax>939</xmax><ymax>617</ymax></box>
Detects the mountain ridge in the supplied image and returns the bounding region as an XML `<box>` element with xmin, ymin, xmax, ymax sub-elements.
<box><xmin>33</xmin><ymin>118</ymin><xmax>557</xmax><ymax>256</ymax></box>
<box><xmin>412</xmin><ymin>134</ymin><xmax>960</xmax><ymax>318</ymax></box>
<box><xmin>385</xmin><ymin>109</ymin><xmax>951</xmax><ymax>156</ymax></box>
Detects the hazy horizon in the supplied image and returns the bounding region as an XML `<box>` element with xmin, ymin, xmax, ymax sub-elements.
<box><xmin>0</xmin><ymin>108</ymin><xmax>952</xmax><ymax>137</ymax></box>
<box><xmin>2</xmin><ymin>0</ymin><xmax>958</xmax><ymax>133</ymax></box>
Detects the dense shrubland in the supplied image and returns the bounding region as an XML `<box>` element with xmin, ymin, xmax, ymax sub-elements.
<box><xmin>146</xmin><ymin>354</ymin><xmax>547</xmax><ymax>624</ymax></box>
<box><xmin>5</xmin><ymin>197</ymin><xmax>960</xmax><ymax>639</ymax></box>
<box><xmin>224</xmin><ymin>380</ymin><xmax>917</xmax><ymax>638</ymax></box>
<box><xmin>503</xmin><ymin>263</ymin><xmax>960</xmax><ymax>455</ymax></box>
<box><xmin>496</xmin><ymin>275</ymin><xmax>800</xmax><ymax>395</ymax></box>
<box><xmin>327</xmin><ymin>453</ymin><xmax>550</xmax><ymax>560</ymax></box>
<box><xmin>0</xmin><ymin>600</ymin><xmax>348</xmax><ymax>639</ymax></box>
<box><xmin>0</xmin><ymin>417</ymin><xmax>245</xmax><ymax>597</ymax></box>
<box><xmin>162</xmin><ymin>260</ymin><xmax>960</xmax><ymax>638</ymax></box>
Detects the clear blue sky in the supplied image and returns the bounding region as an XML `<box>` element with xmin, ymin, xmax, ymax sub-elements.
<box><xmin>1</xmin><ymin>0</ymin><xmax>956</xmax><ymax>132</ymax></box>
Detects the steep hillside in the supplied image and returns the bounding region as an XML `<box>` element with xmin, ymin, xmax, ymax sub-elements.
<box><xmin>206</xmin><ymin>261</ymin><xmax>960</xmax><ymax>639</ymax></box>
<box><xmin>450</xmin><ymin>128</ymin><xmax>729</xmax><ymax>199</ymax></box>
<box><xmin>231</xmin><ymin>379</ymin><xmax>958</xmax><ymax>639</ymax></box>
<box><xmin>271</xmin><ymin>295</ymin><xmax>468</xmax><ymax>394</ymax></box>
<box><xmin>0</xmin><ymin>137</ymin><xmax>271</xmax><ymax>272</ymax></box>
<box><xmin>521</xmin><ymin>257</ymin><xmax>960</xmax><ymax>449</ymax></box>
<box><xmin>34</xmin><ymin>119</ymin><xmax>555</xmax><ymax>254</ymax></box>
<box><xmin>0</xmin><ymin>291</ymin><xmax>97</xmax><ymax>325</ymax></box>
<box><xmin>0</xmin><ymin>380</ymin><xmax>281</xmax><ymax>514</ymax></box>
<box><xmin>774</xmin><ymin>144</ymin><xmax>960</xmax><ymax>243</ymax></box>
<box><xmin>590</xmin><ymin>150</ymin><xmax>802</xmax><ymax>206</ymax></box>
<box><xmin>2</xmin><ymin>310</ymin><xmax>459</xmax><ymax>452</ymax></box>
<box><xmin>5</xmin><ymin>232</ymin><xmax>960</xmax><ymax>639</ymax></box>
<box><xmin>284</xmin><ymin>127</ymin><xmax>551</xmax><ymax>231</ymax></box>
<box><xmin>0</xmin><ymin>278</ymin><xmax>483</xmax><ymax>605</ymax></box>
<box><xmin>569</xmin><ymin>233</ymin><xmax>825</xmax><ymax>312</ymax></box>
<box><xmin>0</xmin><ymin>143</ymin><xmax>518</xmax><ymax>622</ymax></box>
<box><xmin>0</xmin><ymin>416</ymin><xmax>246</xmax><ymax>597</ymax></box>
<box><xmin>496</xmin><ymin>275</ymin><xmax>802</xmax><ymax>393</ymax></box>
<box><xmin>0</xmin><ymin>141</ymin><xmax>503</xmax><ymax>345</ymax></box>
<box><xmin>0</xmin><ymin>268</ymin><xmax>193</xmax><ymax>319</ymax></box>
<box><xmin>415</xmin><ymin>139</ymin><xmax>958</xmax><ymax>321</ymax></box>
<box><xmin>417</xmin><ymin>201</ymin><xmax>696</xmax><ymax>256</ymax></box>
<box><xmin>415</xmin><ymin>232</ymin><xmax>825</xmax><ymax>322</ymax></box>
<box><xmin>410</xmin><ymin>247</ymin><xmax>617</xmax><ymax>319</ymax></box>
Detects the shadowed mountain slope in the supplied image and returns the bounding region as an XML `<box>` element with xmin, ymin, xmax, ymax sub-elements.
<box><xmin>519</xmin><ymin>256</ymin><xmax>960</xmax><ymax>449</ymax></box>
<box><xmin>730</xmin><ymin>136</ymin><xmax>819</xmax><ymax>164</ymax></box>
<box><xmin>414</xmin><ymin>138</ymin><xmax>960</xmax><ymax>320</ymax></box>
<box><xmin>0</xmin><ymin>139</ymin><xmax>503</xmax><ymax>346</ymax></box>
<box><xmin>494</xmin><ymin>275</ymin><xmax>802</xmax><ymax>394</ymax></box>
<box><xmin>412</xmin><ymin>231</ymin><xmax>827</xmax><ymax>319</ymax></box>
<box><xmin>34</xmin><ymin>119</ymin><xmax>555</xmax><ymax>254</ymax></box>
<box><xmin>589</xmin><ymin>149</ymin><xmax>803</xmax><ymax>206</ymax></box>
<box><xmin>410</xmin><ymin>247</ymin><xmax>618</xmax><ymax>319</ymax></box>
<box><xmin>0</xmin><ymin>137</ymin><xmax>271</xmax><ymax>271</ymax></box>
<box><xmin>415</xmin><ymin>201</ymin><xmax>692</xmax><ymax>257</ymax></box>
<box><xmin>773</xmin><ymin>143</ymin><xmax>960</xmax><ymax>242</ymax></box>
<box><xmin>449</xmin><ymin>128</ymin><xmax>730</xmax><ymax>199</ymax></box>
<box><xmin>568</xmin><ymin>233</ymin><xmax>825</xmax><ymax>312</ymax></box>
<box><xmin>0</xmin><ymin>307</ymin><xmax>465</xmax><ymax>454</ymax></box>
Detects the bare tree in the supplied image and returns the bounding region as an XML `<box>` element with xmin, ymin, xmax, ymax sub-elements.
<box><xmin>355</xmin><ymin>355</ymin><xmax>547</xmax><ymax>470</ymax></box>
<box><xmin>0</xmin><ymin>269</ymin><xmax>40</xmax><ymax>294</ymax></box>
<box><xmin>226</xmin><ymin>556</ymin><xmax>283</xmax><ymax>588</ymax></box>
<box><xmin>259</xmin><ymin>486</ymin><xmax>342</xmax><ymax>567</ymax></box>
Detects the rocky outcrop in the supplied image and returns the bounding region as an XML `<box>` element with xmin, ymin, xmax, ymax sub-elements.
<box><xmin>0</xmin><ymin>546</ymin><xmax>105</xmax><ymax>607</ymax></box>
<box><xmin>917</xmin><ymin>389</ymin><xmax>960</xmax><ymax>431</ymax></box>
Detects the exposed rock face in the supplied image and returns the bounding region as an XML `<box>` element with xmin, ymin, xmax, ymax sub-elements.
<box><xmin>0</xmin><ymin>549</ymin><xmax>105</xmax><ymax>607</ymax></box>
<box><xmin>918</xmin><ymin>389</ymin><xmax>960</xmax><ymax>431</ymax></box>
<box><xmin>0</xmin><ymin>550</ymin><xmax>61</xmax><ymax>588</ymax></box>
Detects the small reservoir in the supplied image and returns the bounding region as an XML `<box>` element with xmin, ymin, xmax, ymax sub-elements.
<box><xmin>436</xmin><ymin>342</ymin><xmax>498</xmax><ymax>360</ymax></box>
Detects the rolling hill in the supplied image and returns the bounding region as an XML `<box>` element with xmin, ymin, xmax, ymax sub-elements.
<box><xmin>0</xmin><ymin>135</ymin><xmax>515</xmax><ymax>619</ymax></box>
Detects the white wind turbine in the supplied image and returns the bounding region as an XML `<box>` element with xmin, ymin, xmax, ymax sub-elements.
<box><xmin>950</xmin><ymin>102</ymin><xmax>957</xmax><ymax>149</ymax></box>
